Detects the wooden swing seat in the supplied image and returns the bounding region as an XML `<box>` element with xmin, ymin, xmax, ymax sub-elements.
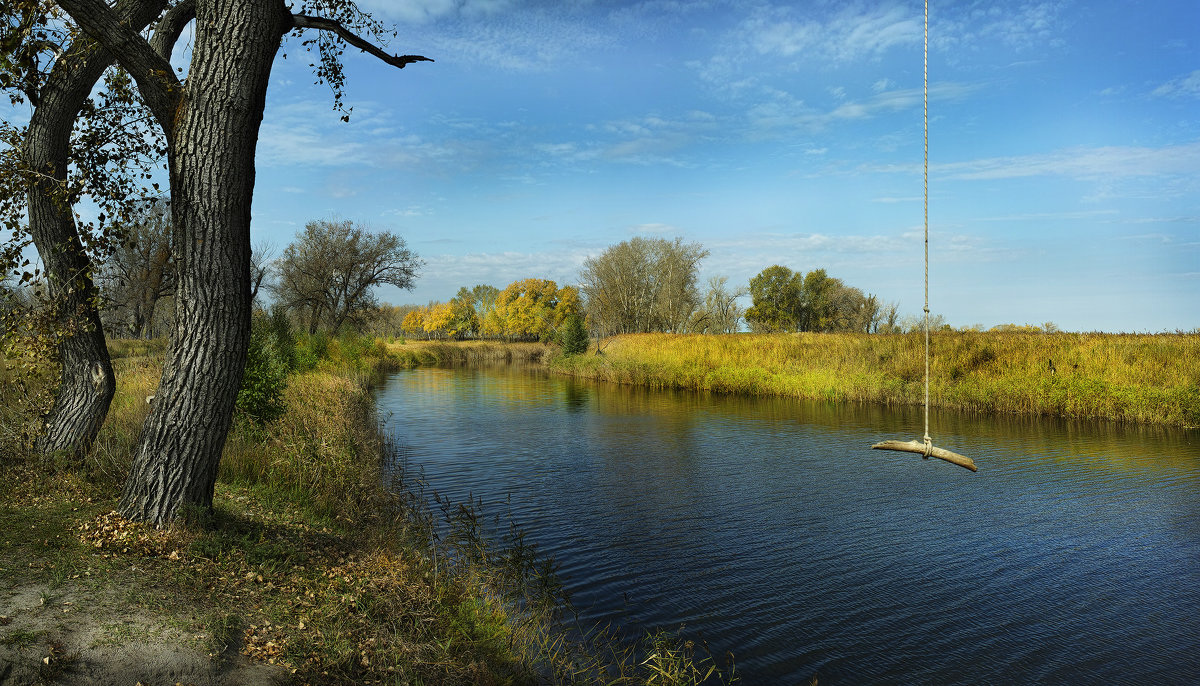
<box><xmin>871</xmin><ymin>440</ymin><xmax>977</xmax><ymax>472</ymax></box>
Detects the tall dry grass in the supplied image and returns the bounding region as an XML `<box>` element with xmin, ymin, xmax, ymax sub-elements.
<box><xmin>1</xmin><ymin>333</ymin><xmax>732</xmax><ymax>684</ymax></box>
<box><xmin>551</xmin><ymin>332</ymin><xmax>1200</xmax><ymax>427</ymax></box>
<box><xmin>218</xmin><ymin>371</ymin><xmax>384</xmax><ymax>519</ymax></box>
<box><xmin>392</xmin><ymin>339</ymin><xmax>549</xmax><ymax>366</ymax></box>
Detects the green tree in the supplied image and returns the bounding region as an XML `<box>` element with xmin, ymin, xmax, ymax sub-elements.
<box><xmin>471</xmin><ymin>284</ymin><xmax>500</xmax><ymax>326</ymax></box>
<box><xmin>560</xmin><ymin>314</ymin><xmax>588</xmax><ymax>355</ymax></box>
<box><xmin>448</xmin><ymin>287</ymin><xmax>480</xmax><ymax>339</ymax></box>
<box><xmin>798</xmin><ymin>268</ymin><xmax>835</xmax><ymax>332</ymax></box>
<box><xmin>235</xmin><ymin>313</ymin><xmax>289</xmax><ymax>423</ymax></box>
<box><xmin>745</xmin><ymin>265</ymin><xmax>803</xmax><ymax>332</ymax></box>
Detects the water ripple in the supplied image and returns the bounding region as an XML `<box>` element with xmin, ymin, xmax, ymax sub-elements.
<box><xmin>377</xmin><ymin>367</ymin><xmax>1200</xmax><ymax>684</ymax></box>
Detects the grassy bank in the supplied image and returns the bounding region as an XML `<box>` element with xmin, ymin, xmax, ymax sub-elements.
<box><xmin>2</xmin><ymin>334</ymin><xmax>735</xmax><ymax>684</ymax></box>
<box><xmin>548</xmin><ymin>332</ymin><xmax>1200</xmax><ymax>428</ymax></box>
<box><xmin>390</xmin><ymin>339</ymin><xmax>549</xmax><ymax>367</ymax></box>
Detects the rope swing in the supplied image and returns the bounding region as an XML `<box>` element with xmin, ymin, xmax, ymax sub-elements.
<box><xmin>872</xmin><ymin>0</ymin><xmax>976</xmax><ymax>472</ymax></box>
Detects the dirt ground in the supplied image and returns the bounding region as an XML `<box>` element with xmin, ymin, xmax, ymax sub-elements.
<box><xmin>0</xmin><ymin>575</ymin><xmax>288</xmax><ymax>686</ymax></box>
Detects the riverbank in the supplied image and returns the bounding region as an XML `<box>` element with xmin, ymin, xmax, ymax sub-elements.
<box><xmin>1</xmin><ymin>335</ymin><xmax>734</xmax><ymax>684</ymax></box>
<box><xmin>544</xmin><ymin>332</ymin><xmax>1200</xmax><ymax>428</ymax></box>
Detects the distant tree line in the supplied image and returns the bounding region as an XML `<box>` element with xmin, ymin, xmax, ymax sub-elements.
<box><xmin>88</xmin><ymin>214</ymin><xmax>1063</xmax><ymax>351</ymax></box>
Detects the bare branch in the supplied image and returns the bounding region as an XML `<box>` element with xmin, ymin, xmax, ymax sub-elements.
<box><xmin>290</xmin><ymin>14</ymin><xmax>432</xmax><ymax>69</ymax></box>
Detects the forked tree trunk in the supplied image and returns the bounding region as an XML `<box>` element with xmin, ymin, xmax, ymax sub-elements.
<box><xmin>118</xmin><ymin>0</ymin><xmax>290</xmax><ymax>525</ymax></box>
<box><xmin>23</xmin><ymin>3</ymin><xmax>166</xmax><ymax>458</ymax></box>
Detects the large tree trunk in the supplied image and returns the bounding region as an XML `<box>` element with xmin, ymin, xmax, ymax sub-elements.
<box><xmin>118</xmin><ymin>0</ymin><xmax>290</xmax><ymax>525</ymax></box>
<box><xmin>23</xmin><ymin>2</ymin><xmax>166</xmax><ymax>458</ymax></box>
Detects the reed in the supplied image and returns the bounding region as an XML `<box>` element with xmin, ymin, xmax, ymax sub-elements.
<box><xmin>549</xmin><ymin>332</ymin><xmax>1200</xmax><ymax>427</ymax></box>
<box><xmin>392</xmin><ymin>339</ymin><xmax>549</xmax><ymax>366</ymax></box>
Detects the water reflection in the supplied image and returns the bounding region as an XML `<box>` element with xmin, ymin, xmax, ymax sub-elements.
<box><xmin>376</xmin><ymin>365</ymin><xmax>1200</xmax><ymax>684</ymax></box>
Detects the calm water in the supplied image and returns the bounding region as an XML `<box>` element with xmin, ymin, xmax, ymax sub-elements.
<box><xmin>375</xmin><ymin>365</ymin><xmax>1200</xmax><ymax>684</ymax></box>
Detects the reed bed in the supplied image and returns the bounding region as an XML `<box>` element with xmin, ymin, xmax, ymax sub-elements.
<box><xmin>550</xmin><ymin>332</ymin><xmax>1200</xmax><ymax>427</ymax></box>
<box><xmin>391</xmin><ymin>339</ymin><xmax>549</xmax><ymax>367</ymax></box>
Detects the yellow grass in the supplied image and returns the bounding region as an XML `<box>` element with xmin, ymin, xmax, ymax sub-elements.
<box><xmin>387</xmin><ymin>339</ymin><xmax>549</xmax><ymax>366</ymax></box>
<box><xmin>550</xmin><ymin>332</ymin><xmax>1200</xmax><ymax>427</ymax></box>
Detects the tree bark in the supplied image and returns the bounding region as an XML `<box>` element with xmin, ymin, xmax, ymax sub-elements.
<box><xmin>56</xmin><ymin>0</ymin><xmax>429</xmax><ymax>525</ymax></box>
<box><xmin>25</xmin><ymin>0</ymin><xmax>168</xmax><ymax>459</ymax></box>
<box><xmin>117</xmin><ymin>0</ymin><xmax>291</xmax><ymax>525</ymax></box>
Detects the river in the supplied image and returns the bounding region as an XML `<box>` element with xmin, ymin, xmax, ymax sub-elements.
<box><xmin>375</xmin><ymin>364</ymin><xmax>1200</xmax><ymax>684</ymax></box>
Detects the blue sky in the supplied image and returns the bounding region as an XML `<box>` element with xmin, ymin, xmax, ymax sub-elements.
<box><xmin>23</xmin><ymin>0</ymin><xmax>1200</xmax><ymax>332</ymax></box>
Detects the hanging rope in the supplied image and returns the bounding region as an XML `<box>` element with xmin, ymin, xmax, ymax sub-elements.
<box><xmin>923</xmin><ymin>0</ymin><xmax>931</xmax><ymax>457</ymax></box>
<box><xmin>870</xmin><ymin>0</ymin><xmax>976</xmax><ymax>472</ymax></box>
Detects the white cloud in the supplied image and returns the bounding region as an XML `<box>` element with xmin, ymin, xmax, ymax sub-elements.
<box><xmin>936</xmin><ymin>1</ymin><xmax>1071</xmax><ymax>53</ymax></box>
<box><xmin>413</xmin><ymin>248</ymin><xmax>591</xmax><ymax>295</ymax></box>
<box><xmin>536</xmin><ymin>111</ymin><xmax>722</xmax><ymax>167</ymax></box>
<box><xmin>1151</xmin><ymin>70</ymin><xmax>1200</xmax><ymax>99</ymax></box>
<box><xmin>746</xmin><ymin>81</ymin><xmax>978</xmax><ymax>134</ymax></box>
<box><xmin>938</xmin><ymin>141</ymin><xmax>1200</xmax><ymax>181</ymax></box>
<box><xmin>391</xmin><ymin>4</ymin><xmax>612</xmax><ymax>72</ymax></box>
<box><xmin>743</xmin><ymin>4</ymin><xmax>920</xmax><ymax>63</ymax></box>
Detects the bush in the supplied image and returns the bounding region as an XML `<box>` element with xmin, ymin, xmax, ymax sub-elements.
<box><xmin>267</xmin><ymin>306</ymin><xmax>297</xmax><ymax>371</ymax></box>
<box><xmin>237</xmin><ymin>314</ymin><xmax>289</xmax><ymax>423</ymax></box>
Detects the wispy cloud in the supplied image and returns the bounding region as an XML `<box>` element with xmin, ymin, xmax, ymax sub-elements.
<box><xmin>973</xmin><ymin>209</ymin><xmax>1120</xmax><ymax>221</ymax></box>
<box><xmin>936</xmin><ymin>1</ymin><xmax>1072</xmax><ymax>53</ymax></box>
<box><xmin>938</xmin><ymin>141</ymin><xmax>1200</xmax><ymax>181</ymax></box>
<box><xmin>1151</xmin><ymin>70</ymin><xmax>1200</xmax><ymax>99</ymax></box>
<box><xmin>355</xmin><ymin>0</ymin><xmax>514</xmax><ymax>24</ymax></box>
<box><xmin>418</xmin><ymin>248</ymin><xmax>591</xmax><ymax>292</ymax></box>
<box><xmin>258</xmin><ymin>102</ymin><xmax>371</xmax><ymax>167</ymax></box>
<box><xmin>382</xmin><ymin>3</ymin><xmax>612</xmax><ymax>72</ymax></box>
<box><xmin>258</xmin><ymin>100</ymin><xmax>501</xmax><ymax>174</ymax></box>
<box><xmin>535</xmin><ymin>112</ymin><xmax>721</xmax><ymax>167</ymax></box>
<box><xmin>746</xmin><ymin>81</ymin><xmax>979</xmax><ymax>135</ymax></box>
<box><xmin>742</xmin><ymin>3</ymin><xmax>920</xmax><ymax>63</ymax></box>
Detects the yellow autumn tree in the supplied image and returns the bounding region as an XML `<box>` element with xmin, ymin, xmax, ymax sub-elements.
<box><xmin>402</xmin><ymin>306</ymin><xmax>428</xmax><ymax>338</ymax></box>
<box><xmin>491</xmin><ymin>278</ymin><xmax>561</xmax><ymax>340</ymax></box>
<box><xmin>423</xmin><ymin>302</ymin><xmax>455</xmax><ymax>338</ymax></box>
<box><xmin>554</xmin><ymin>285</ymin><xmax>583</xmax><ymax>329</ymax></box>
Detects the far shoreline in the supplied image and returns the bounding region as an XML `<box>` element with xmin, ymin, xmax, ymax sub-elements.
<box><xmin>389</xmin><ymin>331</ymin><xmax>1200</xmax><ymax>429</ymax></box>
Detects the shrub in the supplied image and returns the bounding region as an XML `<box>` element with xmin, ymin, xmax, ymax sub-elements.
<box><xmin>267</xmin><ymin>306</ymin><xmax>297</xmax><ymax>371</ymax></box>
<box><xmin>236</xmin><ymin>314</ymin><xmax>289</xmax><ymax>423</ymax></box>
